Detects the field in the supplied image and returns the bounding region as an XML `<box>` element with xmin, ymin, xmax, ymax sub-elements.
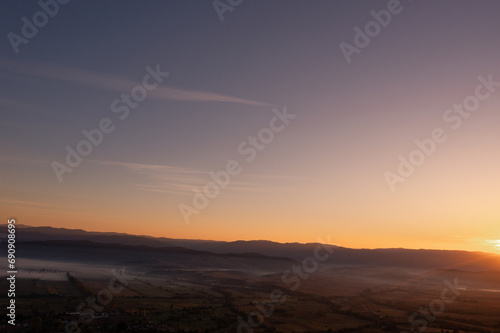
<box><xmin>2</xmin><ymin>260</ymin><xmax>500</xmax><ymax>333</ymax></box>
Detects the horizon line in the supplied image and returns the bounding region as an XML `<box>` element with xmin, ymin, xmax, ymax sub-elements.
<box><xmin>4</xmin><ymin>223</ymin><xmax>499</xmax><ymax>255</ymax></box>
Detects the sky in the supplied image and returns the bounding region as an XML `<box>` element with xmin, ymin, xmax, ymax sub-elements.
<box><xmin>1</xmin><ymin>0</ymin><xmax>500</xmax><ymax>254</ymax></box>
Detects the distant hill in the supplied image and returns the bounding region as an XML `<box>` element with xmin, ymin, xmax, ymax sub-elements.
<box><xmin>2</xmin><ymin>225</ymin><xmax>500</xmax><ymax>271</ymax></box>
<box><xmin>1</xmin><ymin>224</ymin><xmax>219</xmax><ymax>249</ymax></box>
<box><xmin>14</xmin><ymin>240</ymin><xmax>297</xmax><ymax>273</ymax></box>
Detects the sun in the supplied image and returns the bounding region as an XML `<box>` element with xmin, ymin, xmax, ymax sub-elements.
<box><xmin>485</xmin><ymin>239</ymin><xmax>500</xmax><ymax>251</ymax></box>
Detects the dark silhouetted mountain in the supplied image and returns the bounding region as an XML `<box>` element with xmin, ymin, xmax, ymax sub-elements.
<box><xmin>15</xmin><ymin>240</ymin><xmax>296</xmax><ymax>273</ymax></box>
<box><xmin>3</xmin><ymin>225</ymin><xmax>500</xmax><ymax>271</ymax></box>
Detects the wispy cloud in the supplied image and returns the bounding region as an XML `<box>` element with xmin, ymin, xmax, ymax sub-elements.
<box><xmin>95</xmin><ymin>160</ymin><xmax>207</xmax><ymax>195</ymax></box>
<box><xmin>0</xmin><ymin>198</ymin><xmax>61</xmax><ymax>209</ymax></box>
<box><xmin>0</xmin><ymin>59</ymin><xmax>272</xmax><ymax>107</ymax></box>
<box><xmin>95</xmin><ymin>160</ymin><xmax>282</xmax><ymax>196</ymax></box>
<box><xmin>0</xmin><ymin>198</ymin><xmax>83</xmax><ymax>215</ymax></box>
<box><xmin>0</xmin><ymin>156</ymin><xmax>48</xmax><ymax>166</ymax></box>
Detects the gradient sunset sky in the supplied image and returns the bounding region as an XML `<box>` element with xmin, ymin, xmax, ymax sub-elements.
<box><xmin>1</xmin><ymin>1</ymin><xmax>500</xmax><ymax>253</ymax></box>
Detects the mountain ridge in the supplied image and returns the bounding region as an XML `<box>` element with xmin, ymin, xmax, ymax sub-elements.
<box><xmin>2</xmin><ymin>225</ymin><xmax>500</xmax><ymax>271</ymax></box>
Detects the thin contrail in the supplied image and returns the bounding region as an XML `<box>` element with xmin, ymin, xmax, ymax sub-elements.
<box><xmin>0</xmin><ymin>58</ymin><xmax>273</xmax><ymax>107</ymax></box>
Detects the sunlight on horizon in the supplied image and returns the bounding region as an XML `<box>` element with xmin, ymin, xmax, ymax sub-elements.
<box><xmin>486</xmin><ymin>239</ymin><xmax>500</xmax><ymax>252</ymax></box>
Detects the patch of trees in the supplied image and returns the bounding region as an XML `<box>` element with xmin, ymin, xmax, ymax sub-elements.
<box><xmin>66</xmin><ymin>272</ymin><xmax>93</xmax><ymax>296</ymax></box>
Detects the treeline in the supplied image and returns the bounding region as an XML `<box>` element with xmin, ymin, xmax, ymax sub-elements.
<box><xmin>66</xmin><ymin>272</ymin><xmax>93</xmax><ymax>296</ymax></box>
